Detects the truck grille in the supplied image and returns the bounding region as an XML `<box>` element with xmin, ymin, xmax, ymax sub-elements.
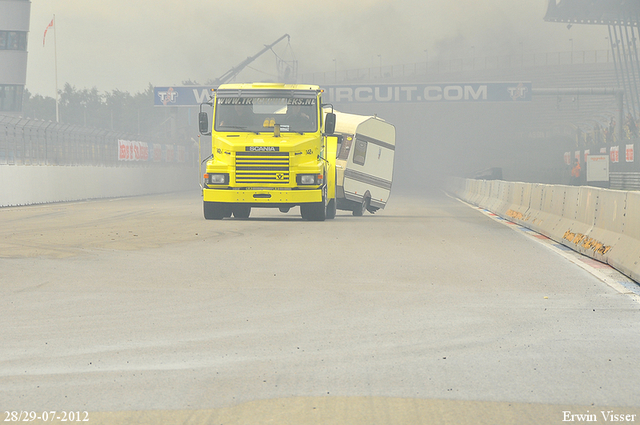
<box><xmin>235</xmin><ymin>151</ymin><xmax>290</xmax><ymax>185</ymax></box>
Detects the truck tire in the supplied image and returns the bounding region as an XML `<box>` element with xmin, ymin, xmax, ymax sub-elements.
<box><xmin>232</xmin><ymin>205</ymin><xmax>251</xmax><ymax>219</ymax></box>
<box><xmin>326</xmin><ymin>198</ymin><xmax>336</xmax><ymax>219</ymax></box>
<box><xmin>204</xmin><ymin>201</ymin><xmax>226</xmax><ymax>220</ymax></box>
<box><xmin>301</xmin><ymin>187</ymin><xmax>327</xmax><ymax>221</ymax></box>
<box><xmin>300</xmin><ymin>205</ymin><xmax>309</xmax><ymax>220</ymax></box>
<box><xmin>301</xmin><ymin>201</ymin><xmax>326</xmax><ymax>221</ymax></box>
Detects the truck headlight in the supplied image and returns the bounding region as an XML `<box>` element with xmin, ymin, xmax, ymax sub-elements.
<box><xmin>204</xmin><ymin>173</ymin><xmax>228</xmax><ymax>184</ymax></box>
<box><xmin>297</xmin><ymin>174</ymin><xmax>322</xmax><ymax>185</ymax></box>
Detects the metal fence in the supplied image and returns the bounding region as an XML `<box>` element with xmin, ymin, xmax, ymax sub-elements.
<box><xmin>300</xmin><ymin>49</ymin><xmax>614</xmax><ymax>85</ymax></box>
<box><xmin>0</xmin><ymin>115</ymin><xmax>196</xmax><ymax>167</ymax></box>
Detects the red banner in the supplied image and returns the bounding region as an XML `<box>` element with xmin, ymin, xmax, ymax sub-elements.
<box><xmin>610</xmin><ymin>146</ymin><xmax>619</xmax><ymax>163</ymax></box>
<box><xmin>118</xmin><ymin>140</ymin><xmax>149</xmax><ymax>161</ymax></box>
<box><xmin>626</xmin><ymin>144</ymin><xmax>635</xmax><ymax>162</ymax></box>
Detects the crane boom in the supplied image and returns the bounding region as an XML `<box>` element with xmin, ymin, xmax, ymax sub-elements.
<box><xmin>213</xmin><ymin>34</ymin><xmax>291</xmax><ymax>85</ymax></box>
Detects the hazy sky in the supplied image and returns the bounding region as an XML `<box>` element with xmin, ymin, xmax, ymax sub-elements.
<box><xmin>26</xmin><ymin>0</ymin><xmax>609</xmax><ymax>98</ymax></box>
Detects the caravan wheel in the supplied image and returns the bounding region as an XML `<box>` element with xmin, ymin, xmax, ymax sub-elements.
<box><xmin>352</xmin><ymin>195</ymin><xmax>369</xmax><ymax>216</ymax></box>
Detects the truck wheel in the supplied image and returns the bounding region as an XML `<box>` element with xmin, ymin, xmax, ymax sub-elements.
<box><xmin>204</xmin><ymin>201</ymin><xmax>226</xmax><ymax>220</ymax></box>
<box><xmin>326</xmin><ymin>198</ymin><xmax>336</xmax><ymax>219</ymax></box>
<box><xmin>300</xmin><ymin>205</ymin><xmax>309</xmax><ymax>220</ymax></box>
<box><xmin>301</xmin><ymin>188</ymin><xmax>327</xmax><ymax>221</ymax></box>
<box><xmin>310</xmin><ymin>201</ymin><xmax>326</xmax><ymax>221</ymax></box>
<box><xmin>232</xmin><ymin>205</ymin><xmax>251</xmax><ymax>219</ymax></box>
<box><xmin>352</xmin><ymin>196</ymin><xmax>369</xmax><ymax>216</ymax></box>
<box><xmin>301</xmin><ymin>202</ymin><xmax>326</xmax><ymax>221</ymax></box>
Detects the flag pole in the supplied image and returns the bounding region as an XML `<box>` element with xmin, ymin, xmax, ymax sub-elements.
<box><xmin>53</xmin><ymin>14</ymin><xmax>59</xmax><ymax>122</ymax></box>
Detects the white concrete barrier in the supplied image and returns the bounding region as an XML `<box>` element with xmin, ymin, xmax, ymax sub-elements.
<box><xmin>504</xmin><ymin>182</ymin><xmax>532</xmax><ymax>226</ymax></box>
<box><xmin>607</xmin><ymin>191</ymin><xmax>640</xmax><ymax>282</ymax></box>
<box><xmin>563</xmin><ymin>189</ymin><xmax>624</xmax><ymax>261</ymax></box>
<box><xmin>551</xmin><ymin>186</ymin><xmax>589</xmax><ymax>244</ymax></box>
<box><xmin>525</xmin><ymin>184</ymin><xmax>551</xmax><ymax>234</ymax></box>
<box><xmin>0</xmin><ymin>165</ymin><xmax>199</xmax><ymax>207</ymax></box>
<box><xmin>540</xmin><ymin>185</ymin><xmax>570</xmax><ymax>240</ymax></box>
<box><xmin>505</xmin><ymin>182</ymin><xmax>527</xmax><ymax>219</ymax></box>
<box><xmin>449</xmin><ymin>178</ymin><xmax>640</xmax><ymax>284</ymax></box>
<box><xmin>490</xmin><ymin>180</ymin><xmax>511</xmax><ymax>215</ymax></box>
<box><xmin>467</xmin><ymin>179</ymin><xmax>487</xmax><ymax>207</ymax></box>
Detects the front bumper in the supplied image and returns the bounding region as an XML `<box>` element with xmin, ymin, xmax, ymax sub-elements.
<box><xmin>203</xmin><ymin>187</ymin><xmax>322</xmax><ymax>204</ymax></box>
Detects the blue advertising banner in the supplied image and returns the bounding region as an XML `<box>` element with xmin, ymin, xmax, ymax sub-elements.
<box><xmin>154</xmin><ymin>82</ymin><xmax>532</xmax><ymax>106</ymax></box>
<box><xmin>322</xmin><ymin>83</ymin><xmax>532</xmax><ymax>104</ymax></box>
<box><xmin>154</xmin><ymin>86</ymin><xmax>216</xmax><ymax>107</ymax></box>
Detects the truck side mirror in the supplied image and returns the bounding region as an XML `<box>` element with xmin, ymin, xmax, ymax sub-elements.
<box><xmin>325</xmin><ymin>112</ymin><xmax>336</xmax><ymax>135</ymax></box>
<box><xmin>199</xmin><ymin>112</ymin><xmax>210</xmax><ymax>134</ymax></box>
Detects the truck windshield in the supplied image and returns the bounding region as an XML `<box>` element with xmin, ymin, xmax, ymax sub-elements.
<box><xmin>214</xmin><ymin>97</ymin><xmax>318</xmax><ymax>133</ymax></box>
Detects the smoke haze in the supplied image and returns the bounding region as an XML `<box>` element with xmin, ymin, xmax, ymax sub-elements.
<box><xmin>28</xmin><ymin>0</ymin><xmax>608</xmax><ymax>97</ymax></box>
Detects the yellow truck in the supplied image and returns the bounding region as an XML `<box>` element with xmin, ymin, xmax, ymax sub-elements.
<box><xmin>198</xmin><ymin>83</ymin><xmax>338</xmax><ymax>220</ymax></box>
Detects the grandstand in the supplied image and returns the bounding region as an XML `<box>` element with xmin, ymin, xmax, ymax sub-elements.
<box><xmin>544</xmin><ymin>0</ymin><xmax>640</xmax><ymax>26</ymax></box>
<box><xmin>297</xmin><ymin>1</ymin><xmax>640</xmax><ymax>188</ymax></box>
<box><xmin>545</xmin><ymin>0</ymin><xmax>640</xmax><ymax>116</ymax></box>
<box><xmin>543</xmin><ymin>0</ymin><xmax>640</xmax><ymax>188</ymax></box>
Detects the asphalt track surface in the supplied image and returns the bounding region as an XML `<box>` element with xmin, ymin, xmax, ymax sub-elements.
<box><xmin>1</xmin><ymin>189</ymin><xmax>639</xmax><ymax>425</ymax></box>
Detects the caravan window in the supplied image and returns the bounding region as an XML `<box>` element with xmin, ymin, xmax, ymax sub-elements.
<box><xmin>353</xmin><ymin>138</ymin><xmax>367</xmax><ymax>165</ymax></box>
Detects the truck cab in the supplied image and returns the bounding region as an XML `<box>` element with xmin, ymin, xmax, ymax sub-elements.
<box><xmin>199</xmin><ymin>83</ymin><xmax>337</xmax><ymax>220</ymax></box>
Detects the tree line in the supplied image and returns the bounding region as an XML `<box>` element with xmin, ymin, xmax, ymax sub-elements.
<box><xmin>21</xmin><ymin>83</ymin><xmax>194</xmax><ymax>141</ymax></box>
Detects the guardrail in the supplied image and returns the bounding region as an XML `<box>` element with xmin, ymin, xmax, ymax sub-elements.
<box><xmin>446</xmin><ymin>177</ymin><xmax>640</xmax><ymax>284</ymax></box>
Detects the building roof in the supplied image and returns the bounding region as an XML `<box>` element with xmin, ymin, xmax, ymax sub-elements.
<box><xmin>544</xmin><ymin>0</ymin><xmax>640</xmax><ymax>26</ymax></box>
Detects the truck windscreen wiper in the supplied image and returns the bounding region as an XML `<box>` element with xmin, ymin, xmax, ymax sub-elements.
<box><xmin>218</xmin><ymin>125</ymin><xmax>260</xmax><ymax>134</ymax></box>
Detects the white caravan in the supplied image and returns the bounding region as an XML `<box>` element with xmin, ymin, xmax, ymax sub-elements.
<box><xmin>330</xmin><ymin>110</ymin><xmax>396</xmax><ymax>215</ymax></box>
